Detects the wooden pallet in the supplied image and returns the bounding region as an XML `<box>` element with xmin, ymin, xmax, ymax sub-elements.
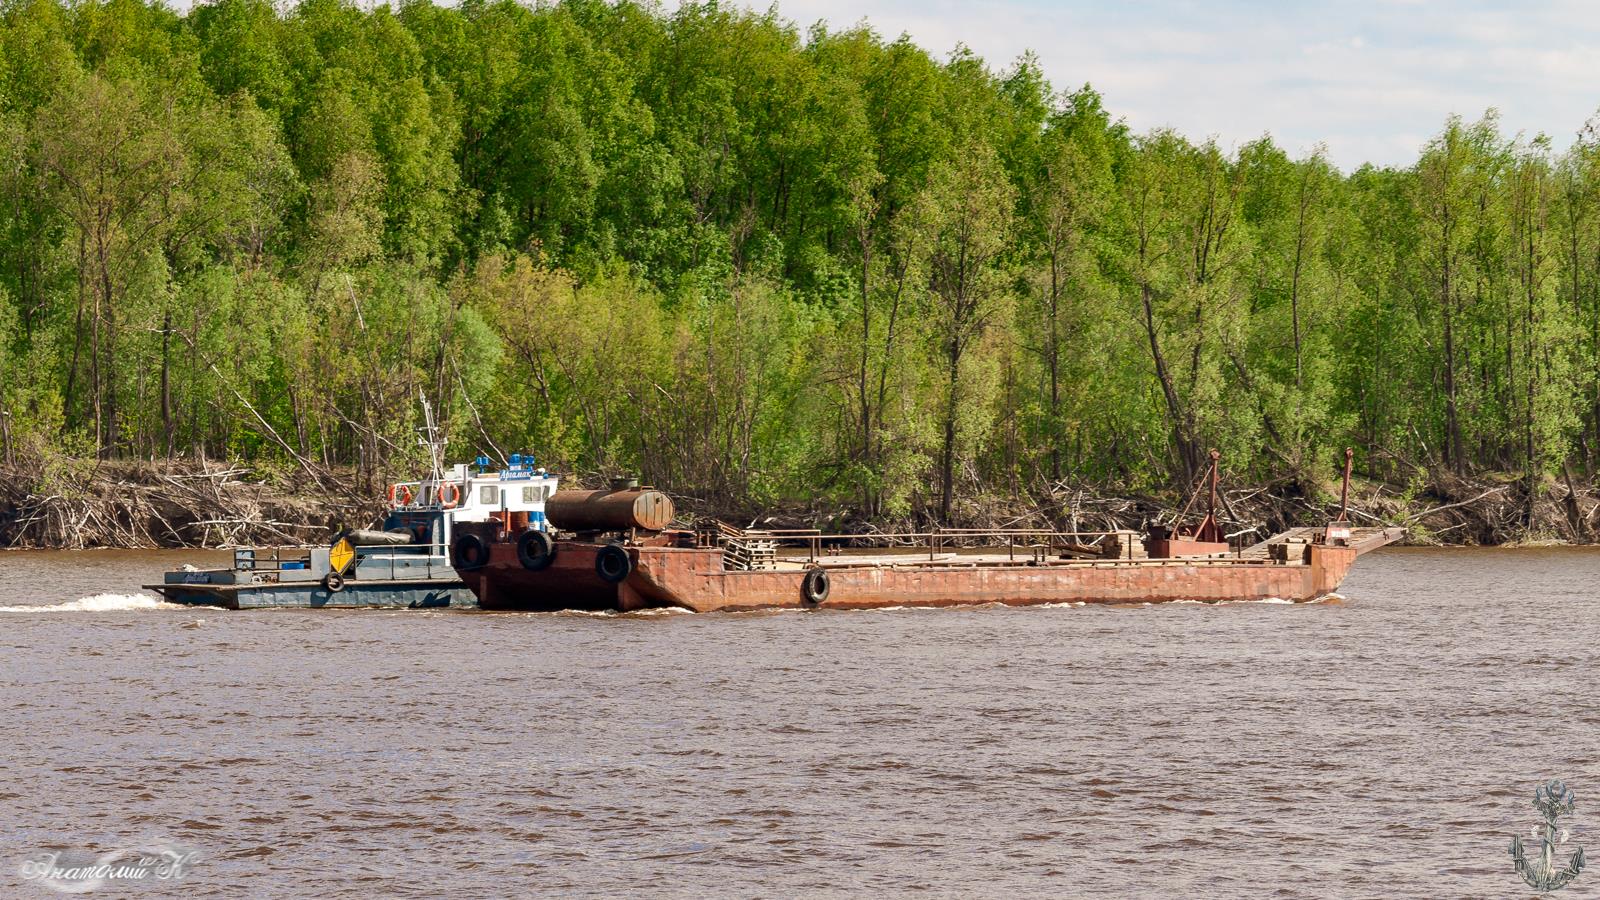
<box><xmin>723</xmin><ymin>536</ymin><xmax>778</xmax><ymax>571</ymax></box>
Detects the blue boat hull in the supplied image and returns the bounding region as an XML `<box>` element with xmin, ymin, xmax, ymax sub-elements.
<box><xmin>148</xmin><ymin>579</ymin><xmax>477</xmax><ymax>610</ymax></box>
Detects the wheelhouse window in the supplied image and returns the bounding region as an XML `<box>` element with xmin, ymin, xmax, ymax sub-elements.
<box><xmin>480</xmin><ymin>485</ymin><xmax>498</xmax><ymax>506</ymax></box>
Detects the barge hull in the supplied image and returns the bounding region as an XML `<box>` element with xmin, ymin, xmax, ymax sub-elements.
<box><xmin>465</xmin><ymin>543</ymin><xmax>632</xmax><ymax>611</ymax></box>
<box><xmin>462</xmin><ymin>527</ymin><xmax>1404</xmax><ymax>613</ymax></box>
<box><xmin>630</xmin><ymin>545</ymin><xmax>1360</xmax><ymax>612</ymax></box>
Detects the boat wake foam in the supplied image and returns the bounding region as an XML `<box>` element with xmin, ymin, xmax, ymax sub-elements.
<box><xmin>0</xmin><ymin>592</ymin><xmax>184</xmax><ymax>613</ymax></box>
<box><xmin>1169</xmin><ymin>596</ymin><xmax>1296</xmax><ymax>605</ymax></box>
<box><xmin>539</xmin><ymin>607</ymin><xmax>695</xmax><ymax>619</ymax></box>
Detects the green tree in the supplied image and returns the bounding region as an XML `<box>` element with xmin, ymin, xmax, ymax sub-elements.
<box><xmin>917</xmin><ymin>140</ymin><xmax>1015</xmax><ymax>521</ymax></box>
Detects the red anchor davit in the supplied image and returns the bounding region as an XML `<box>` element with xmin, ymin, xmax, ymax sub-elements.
<box><xmin>451</xmin><ymin>452</ymin><xmax>1402</xmax><ymax>613</ymax></box>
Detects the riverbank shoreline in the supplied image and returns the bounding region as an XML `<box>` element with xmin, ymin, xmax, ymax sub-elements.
<box><xmin>0</xmin><ymin>459</ymin><xmax>374</xmax><ymax>551</ymax></box>
<box><xmin>3</xmin><ymin>458</ymin><xmax>1597</xmax><ymax>551</ymax></box>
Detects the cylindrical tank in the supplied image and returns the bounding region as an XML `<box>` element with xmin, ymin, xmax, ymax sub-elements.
<box><xmin>546</xmin><ymin>489</ymin><xmax>675</xmax><ymax>532</ymax></box>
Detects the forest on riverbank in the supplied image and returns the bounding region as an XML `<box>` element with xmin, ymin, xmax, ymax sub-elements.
<box><xmin>4</xmin><ymin>0</ymin><xmax>1600</xmax><ymax>545</ymax></box>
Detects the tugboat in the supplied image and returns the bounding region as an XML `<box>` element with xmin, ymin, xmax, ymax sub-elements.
<box><xmin>454</xmin><ymin>453</ymin><xmax>1404</xmax><ymax>613</ymax></box>
<box><xmin>146</xmin><ymin>399</ymin><xmax>562</xmax><ymax>609</ymax></box>
<box><xmin>147</xmin><ymin>454</ymin><xmax>559</xmax><ymax>609</ymax></box>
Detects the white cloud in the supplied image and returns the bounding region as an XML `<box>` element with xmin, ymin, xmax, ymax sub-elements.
<box><xmin>742</xmin><ymin>0</ymin><xmax>1600</xmax><ymax>169</ymax></box>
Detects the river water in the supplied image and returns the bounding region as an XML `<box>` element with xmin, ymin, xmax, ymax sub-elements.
<box><xmin>0</xmin><ymin>547</ymin><xmax>1595</xmax><ymax>897</ymax></box>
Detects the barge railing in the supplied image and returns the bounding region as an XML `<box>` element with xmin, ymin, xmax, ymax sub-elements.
<box><xmin>711</xmin><ymin>525</ymin><xmax>1169</xmax><ymax>566</ymax></box>
<box><xmin>232</xmin><ymin>542</ymin><xmax>456</xmax><ymax>582</ymax></box>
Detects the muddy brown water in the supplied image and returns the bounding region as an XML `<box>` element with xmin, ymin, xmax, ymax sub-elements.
<box><xmin>0</xmin><ymin>547</ymin><xmax>1595</xmax><ymax>897</ymax></box>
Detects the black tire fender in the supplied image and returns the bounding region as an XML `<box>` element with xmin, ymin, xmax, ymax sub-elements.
<box><xmin>595</xmin><ymin>543</ymin><xmax>633</xmax><ymax>584</ymax></box>
<box><xmin>516</xmin><ymin>529</ymin><xmax>557</xmax><ymax>571</ymax></box>
<box><xmin>323</xmin><ymin>571</ymin><xmax>345</xmax><ymax>593</ymax></box>
<box><xmin>801</xmin><ymin>567</ymin><xmax>830</xmax><ymax>606</ymax></box>
<box><xmin>452</xmin><ymin>533</ymin><xmax>490</xmax><ymax>572</ymax></box>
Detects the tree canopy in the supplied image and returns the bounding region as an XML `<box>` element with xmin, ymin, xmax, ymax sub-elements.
<box><xmin>3</xmin><ymin>0</ymin><xmax>1599</xmax><ymax>524</ymax></box>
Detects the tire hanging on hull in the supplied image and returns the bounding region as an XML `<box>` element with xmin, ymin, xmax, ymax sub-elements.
<box><xmin>801</xmin><ymin>567</ymin><xmax>830</xmax><ymax>607</ymax></box>
<box><xmin>452</xmin><ymin>533</ymin><xmax>490</xmax><ymax>571</ymax></box>
<box><xmin>517</xmin><ymin>530</ymin><xmax>557</xmax><ymax>571</ymax></box>
<box><xmin>595</xmin><ymin>543</ymin><xmax>632</xmax><ymax>584</ymax></box>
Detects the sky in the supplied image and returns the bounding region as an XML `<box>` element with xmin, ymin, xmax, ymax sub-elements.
<box><xmin>741</xmin><ymin>0</ymin><xmax>1600</xmax><ymax>171</ymax></box>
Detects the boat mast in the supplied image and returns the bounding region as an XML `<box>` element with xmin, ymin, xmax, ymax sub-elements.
<box><xmin>418</xmin><ymin>390</ymin><xmax>445</xmax><ymax>487</ymax></box>
<box><xmin>1336</xmin><ymin>447</ymin><xmax>1353</xmax><ymax>523</ymax></box>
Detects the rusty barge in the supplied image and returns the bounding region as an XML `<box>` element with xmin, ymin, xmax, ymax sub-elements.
<box><xmin>452</xmin><ymin>457</ymin><xmax>1403</xmax><ymax>614</ymax></box>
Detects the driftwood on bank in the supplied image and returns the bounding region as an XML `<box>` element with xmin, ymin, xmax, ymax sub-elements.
<box><xmin>4</xmin><ymin>452</ymin><xmax>1599</xmax><ymax>550</ymax></box>
<box><xmin>0</xmin><ymin>459</ymin><xmax>379</xmax><ymax>550</ymax></box>
<box><xmin>678</xmin><ymin>467</ymin><xmax>1600</xmax><ymax>549</ymax></box>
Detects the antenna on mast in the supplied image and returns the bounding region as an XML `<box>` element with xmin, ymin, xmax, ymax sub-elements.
<box><xmin>418</xmin><ymin>390</ymin><xmax>445</xmax><ymax>485</ymax></box>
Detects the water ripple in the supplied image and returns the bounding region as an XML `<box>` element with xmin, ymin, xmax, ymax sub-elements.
<box><xmin>1</xmin><ymin>547</ymin><xmax>1597</xmax><ymax>897</ymax></box>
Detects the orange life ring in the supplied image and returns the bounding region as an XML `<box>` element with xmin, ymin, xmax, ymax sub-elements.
<box><xmin>387</xmin><ymin>484</ymin><xmax>414</xmax><ymax>508</ymax></box>
<box><xmin>438</xmin><ymin>481</ymin><xmax>462</xmax><ymax>509</ymax></box>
